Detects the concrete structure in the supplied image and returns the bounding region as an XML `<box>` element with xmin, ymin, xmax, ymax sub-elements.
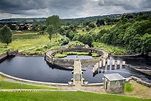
<box><xmin>68</xmin><ymin>60</ymin><xmax>87</xmax><ymax>86</ymax></box>
<box><xmin>45</xmin><ymin>48</ymin><xmax>108</xmax><ymax>67</ymax></box>
<box><xmin>103</xmin><ymin>73</ymin><xmax>126</xmax><ymax>94</ymax></box>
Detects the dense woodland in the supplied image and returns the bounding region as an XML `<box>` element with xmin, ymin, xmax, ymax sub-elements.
<box><xmin>0</xmin><ymin>11</ymin><xmax>151</xmax><ymax>55</ymax></box>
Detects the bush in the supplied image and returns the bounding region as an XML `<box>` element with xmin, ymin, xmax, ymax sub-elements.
<box><xmin>55</xmin><ymin>53</ymin><xmax>67</xmax><ymax>58</ymax></box>
<box><xmin>124</xmin><ymin>83</ymin><xmax>134</xmax><ymax>92</ymax></box>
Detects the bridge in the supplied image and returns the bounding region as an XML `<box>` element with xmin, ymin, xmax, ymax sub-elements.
<box><xmin>69</xmin><ymin>60</ymin><xmax>87</xmax><ymax>86</ymax></box>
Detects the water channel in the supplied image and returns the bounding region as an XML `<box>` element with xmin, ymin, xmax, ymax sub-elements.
<box><xmin>0</xmin><ymin>55</ymin><xmax>150</xmax><ymax>83</ymax></box>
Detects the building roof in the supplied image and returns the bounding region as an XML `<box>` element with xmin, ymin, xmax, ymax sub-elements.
<box><xmin>104</xmin><ymin>73</ymin><xmax>126</xmax><ymax>81</ymax></box>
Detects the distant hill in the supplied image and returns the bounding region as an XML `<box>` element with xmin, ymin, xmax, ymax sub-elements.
<box><xmin>0</xmin><ymin>10</ymin><xmax>150</xmax><ymax>24</ymax></box>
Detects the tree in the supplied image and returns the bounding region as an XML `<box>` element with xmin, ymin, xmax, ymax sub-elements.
<box><xmin>96</xmin><ymin>19</ymin><xmax>105</xmax><ymax>27</ymax></box>
<box><xmin>88</xmin><ymin>23</ymin><xmax>96</xmax><ymax>28</ymax></box>
<box><xmin>66</xmin><ymin>30</ymin><xmax>75</xmax><ymax>40</ymax></box>
<box><xmin>0</xmin><ymin>25</ymin><xmax>12</xmax><ymax>45</ymax></box>
<box><xmin>46</xmin><ymin>15</ymin><xmax>61</xmax><ymax>41</ymax></box>
<box><xmin>46</xmin><ymin>15</ymin><xmax>60</xmax><ymax>33</ymax></box>
<box><xmin>46</xmin><ymin>25</ymin><xmax>54</xmax><ymax>41</ymax></box>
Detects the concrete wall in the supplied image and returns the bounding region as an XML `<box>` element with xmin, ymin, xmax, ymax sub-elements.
<box><xmin>45</xmin><ymin>48</ymin><xmax>108</xmax><ymax>67</ymax></box>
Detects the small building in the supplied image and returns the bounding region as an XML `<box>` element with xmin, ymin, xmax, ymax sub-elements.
<box><xmin>104</xmin><ymin>73</ymin><xmax>126</xmax><ymax>94</ymax></box>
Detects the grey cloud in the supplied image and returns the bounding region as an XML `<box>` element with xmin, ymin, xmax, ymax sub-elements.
<box><xmin>98</xmin><ymin>0</ymin><xmax>151</xmax><ymax>10</ymax></box>
<box><xmin>0</xmin><ymin>0</ymin><xmax>151</xmax><ymax>19</ymax></box>
<box><xmin>0</xmin><ymin>0</ymin><xmax>88</xmax><ymax>16</ymax></box>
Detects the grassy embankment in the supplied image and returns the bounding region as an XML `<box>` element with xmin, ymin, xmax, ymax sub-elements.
<box><xmin>92</xmin><ymin>42</ymin><xmax>128</xmax><ymax>55</ymax></box>
<box><xmin>0</xmin><ymin>91</ymin><xmax>150</xmax><ymax>101</ymax></box>
<box><xmin>77</xmin><ymin>25</ymin><xmax>115</xmax><ymax>35</ymax></box>
<box><xmin>124</xmin><ymin>81</ymin><xmax>151</xmax><ymax>99</ymax></box>
<box><xmin>0</xmin><ymin>75</ymin><xmax>58</xmax><ymax>90</ymax></box>
<box><xmin>0</xmin><ymin>80</ymin><xmax>58</xmax><ymax>90</ymax></box>
<box><xmin>0</xmin><ymin>32</ymin><xmax>64</xmax><ymax>55</ymax></box>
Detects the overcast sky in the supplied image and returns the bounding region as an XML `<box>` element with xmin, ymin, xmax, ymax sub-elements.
<box><xmin>0</xmin><ymin>0</ymin><xmax>151</xmax><ymax>19</ymax></box>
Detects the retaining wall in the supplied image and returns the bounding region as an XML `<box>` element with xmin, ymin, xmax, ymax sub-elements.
<box><xmin>0</xmin><ymin>52</ymin><xmax>7</xmax><ymax>62</ymax></box>
<box><xmin>0</xmin><ymin>50</ymin><xmax>18</xmax><ymax>62</ymax></box>
<box><xmin>126</xmin><ymin>76</ymin><xmax>151</xmax><ymax>87</ymax></box>
<box><xmin>45</xmin><ymin>48</ymin><xmax>108</xmax><ymax>67</ymax></box>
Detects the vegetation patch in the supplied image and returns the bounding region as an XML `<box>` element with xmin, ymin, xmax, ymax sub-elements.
<box><xmin>55</xmin><ymin>53</ymin><xmax>67</xmax><ymax>58</ymax></box>
<box><xmin>91</xmin><ymin>53</ymin><xmax>100</xmax><ymax>57</ymax></box>
<box><xmin>0</xmin><ymin>91</ymin><xmax>149</xmax><ymax>101</ymax></box>
<box><xmin>124</xmin><ymin>82</ymin><xmax>134</xmax><ymax>92</ymax></box>
<box><xmin>65</xmin><ymin>52</ymin><xmax>89</xmax><ymax>55</ymax></box>
<box><xmin>13</xmin><ymin>33</ymin><xmax>39</xmax><ymax>40</ymax></box>
<box><xmin>55</xmin><ymin>51</ymin><xmax>100</xmax><ymax>58</ymax></box>
<box><xmin>92</xmin><ymin>42</ymin><xmax>128</xmax><ymax>55</ymax></box>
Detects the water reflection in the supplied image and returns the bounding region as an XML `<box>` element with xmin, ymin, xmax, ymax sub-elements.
<box><xmin>93</xmin><ymin>63</ymin><xmax>126</xmax><ymax>77</ymax></box>
<box><xmin>63</xmin><ymin>55</ymin><xmax>93</xmax><ymax>60</ymax></box>
<box><xmin>0</xmin><ymin>56</ymin><xmax>72</xmax><ymax>83</ymax></box>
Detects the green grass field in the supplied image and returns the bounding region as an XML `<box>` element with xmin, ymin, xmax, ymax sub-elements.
<box><xmin>0</xmin><ymin>91</ymin><xmax>150</xmax><ymax>101</ymax></box>
<box><xmin>77</xmin><ymin>25</ymin><xmax>115</xmax><ymax>35</ymax></box>
<box><xmin>0</xmin><ymin>80</ymin><xmax>58</xmax><ymax>90</ymax></box>
<box><xmin>0</xmin><ymin>32</ymin><xmax>65</xmax><ymax>54</ymax></box>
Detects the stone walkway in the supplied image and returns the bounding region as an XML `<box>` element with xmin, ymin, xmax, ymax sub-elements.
<box><xmin>0</xmin><ymin>87</ymin><xmax>106</xmax><ymax>94</ymax></box>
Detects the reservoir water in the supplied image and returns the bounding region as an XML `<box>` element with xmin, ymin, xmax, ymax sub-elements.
<box><xmin>0</xmin><ymin>56</ymin><xmax>150</xmax><ymax>83</ymax></box>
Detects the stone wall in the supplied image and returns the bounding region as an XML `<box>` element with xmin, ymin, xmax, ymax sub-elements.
<box><xmin>126</xmin><ymin>76</ymin><xmax>151</xmax><ymax>87</ymax></box>
<box><xmin>0</xmin><ymin>52</ymin><xmax>7</xmax><ymax>62</ymax></box>
<box><xmin>0</xmin><ymin>50</ymin><xmax>18</xmax><ymax>62</ymax></box>
<box><xmin>45</xmin><ymin>48</ymin><xmax>108</xmax><ymax>67</ymax></box>
<box><xmin>108</xmin><ymin>81</ymin><xmax>125</xmax><ymax>94</ymax></box>
<box><xmin>104</xmin><ymin>77</ymin><xmax>125</xmax><ymax>94</ymax></box>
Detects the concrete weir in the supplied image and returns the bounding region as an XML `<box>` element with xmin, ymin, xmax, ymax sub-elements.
<box><xmin>68</xmin><ymin>60</ymin><xmax>88</xmax><ymax>86</ymax></box>
<box><xmin>45</xmin><ymin>48</ymin><xmax>109</xmax><ymax>67</ymax></box>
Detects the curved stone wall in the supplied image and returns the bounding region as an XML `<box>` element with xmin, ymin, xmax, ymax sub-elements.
<box><xmin>45</xmin><ymin>48</ymin><xmax>108</xmax><ymax>67</ymax></box>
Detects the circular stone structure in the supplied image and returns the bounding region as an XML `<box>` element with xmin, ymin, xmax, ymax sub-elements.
<box><xmin>45</xmin><ymin>48</ymin><xmax>108</xmax><ymax>67</ymax></box>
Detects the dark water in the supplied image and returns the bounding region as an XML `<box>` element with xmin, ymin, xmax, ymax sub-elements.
<box><xmin>63</xmin><ymin>55</ymin><xmax>93</xmax><ymax>60</ymax></box>
<box><xmin>0</xmin><ymin>56</ymin><xmax>151</xmax><ymax>83</ymax></box>
<box><xmin>0</xmin><ymin>56</ymin><xmax>72</xmax><ymax>83</ymax></box>
<box><xmin>83</xmin><ymin>56</ymin><xmax>151</xmax><ymax>83</ymax></box>
<box><xmin>112</xmin><ymin>56</ymin><xmax>151</xmax><ymax>69</ymax></box>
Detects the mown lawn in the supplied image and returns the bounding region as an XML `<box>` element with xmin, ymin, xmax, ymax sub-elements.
<box><xmin>0</xmin><ymin>80</ymin><xmax>58</xmax><ymax>90</ymax></box>
<box><xmin>0</xmin><ymin>91</ymin><xmax>150</xmax><ymax>101</ymax></box>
